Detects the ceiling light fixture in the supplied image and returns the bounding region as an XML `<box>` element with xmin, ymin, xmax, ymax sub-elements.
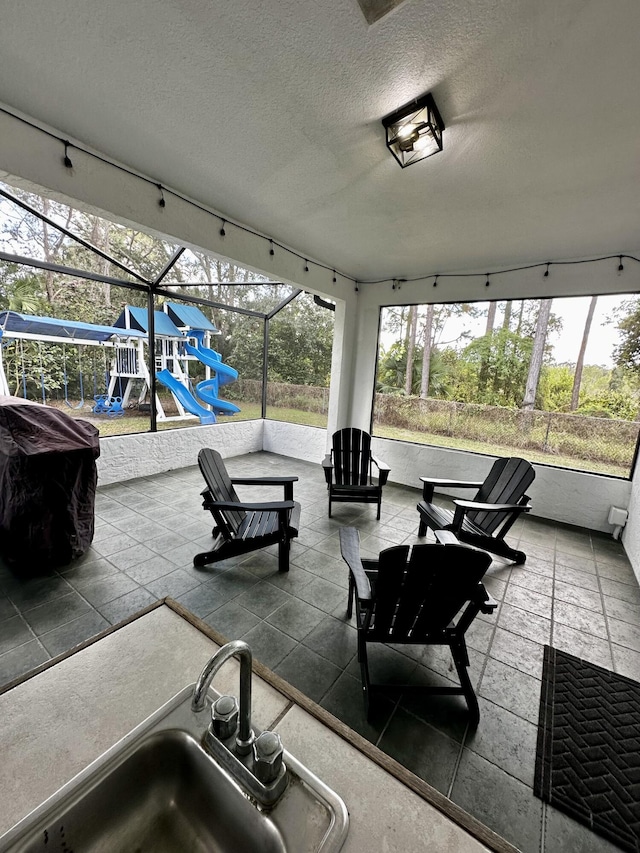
<box><xmin>382</xmin><ymin>92</ymin><xmax>445</xmax><ymax>168</ymax></box>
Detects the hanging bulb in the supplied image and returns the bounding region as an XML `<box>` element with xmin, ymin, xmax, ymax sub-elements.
<box><xmin>157</xmin><ymin>184</ymin><xmax>166</xmax><ymax>208</ymax></box>
<box><xmin>219</xmin><ymin>220</ymin><xmax>226</xmax><ymax>237</ymax></box>
<box><xmin>485</xmin><ymin>274</ymin><xmax>490</xmax><ymax>287</ymax></box>
<box><xmin>63</xmin><ymin>141</ymin><xmax>73</xmax><ymax>169</ymax></box>
<box><xmin>304</xmin><ymin>260</ymin><xmax>309</xmax><ymax>272</ymax></box>
<box><xmin>544</xmin><ymin>263</ymin><xmax>550</xmax><ymax>278</ymax></box>
<box><xmin>332</xmin><ymin>270</ymin><xmax>337</xmax><ymax>283</ymax></box>
<box><xmin>269</xmin><ymin>240</ymin><xmax>275</xmax><ymax>256</ymax></box>
<box><xmin>433</xmin><ymin>275</ymin><xmax>438</xmax><ymax>288</ymax></box>
<box><xmin>618</xmin><ymin>256</ymin><xmax>624</xmax><ymax>273</ymax></box>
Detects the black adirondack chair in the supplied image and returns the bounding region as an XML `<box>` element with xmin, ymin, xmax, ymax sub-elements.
<box><xmin>194</xmin><ymin>448</ymin><xmax>301</xmax><ymax>572</ymax></box>
<box><xmin>339</xmin><ymin>527</ymin><xmax>496</xmax><ymax>725</ymax></box>
<box><xmin>322</xmin><ymin>428</ymin><xmax>390</xmax><ymax>519</ymax></box>
<box><xmin>416</xmin><ymin>456</ymin><xmax>535</xmax><ymax>564</ymax></box>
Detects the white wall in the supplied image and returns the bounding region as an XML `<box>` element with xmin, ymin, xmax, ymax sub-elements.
<box><xmin>99</xmin><ymin>420</ymin><xmax>632</xmax><ymax>539</ymax></box>
<box><xmin>623</xmin><ymin>463</ymin><xmax>640</xmax><ymax>582</ymax></box>
<box><xmin>372</xmin><ymin>437</ymin><xmax>632</xmax><ymax>535</ymax></box>
<box><xmin>96</xmin><ymin>419</ymin><xmax>263</xmax><ymax>485</ymax></box>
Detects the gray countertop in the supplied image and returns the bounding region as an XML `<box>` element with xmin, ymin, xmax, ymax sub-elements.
<box><xmin>0</xmin><ymin>604</ymin><xmax>498</xmax><ymax>852</ymax></box>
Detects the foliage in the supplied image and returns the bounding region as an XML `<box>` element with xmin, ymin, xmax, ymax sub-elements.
<box><xmin>0</xmin><ymin>183</ymin><xmax>334</xmax><ymax>404</ymax></box>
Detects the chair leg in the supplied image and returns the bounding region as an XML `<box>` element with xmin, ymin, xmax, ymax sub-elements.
<box><xmin>376</xmin><ymin>497</ymin><xmax>381</xmax><ymax>520</ymax></box>
<box><xmin>347</xmin><ymin>573</ymin><xmax>355</xmax><ymax>618</ymax></box>
<box><xmin>328</xmin><ymin>495</ymin><xmax>332</xmax><ymax>518</ymax></box>
<box><xmin>417</xmin><ymin>516</ymin><xmax>428</xmax><ymax>537</ymax></box>
<box><xmin>360</xmin><ymin>643</ymin><xmax>372</xmax><ymax>720</ymax></box>
<box><xmin>278</xmin><ymin>537</ymin><xmax>290</xmax><ymax>573</ymax></box>
<box><xmin>451</xmin><ymin>640</ymin><xmax>480</xmax><ymax>727</ymax></box>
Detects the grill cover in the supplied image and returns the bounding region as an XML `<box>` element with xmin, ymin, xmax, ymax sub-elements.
<box><xmin>0</xmin><ymin>397</ymin><xmax>100</xmax><ymax>571</ymax></box>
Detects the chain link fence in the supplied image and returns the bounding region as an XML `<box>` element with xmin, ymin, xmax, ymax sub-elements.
<box><xmin>373</xmin><ymin>394</ymin><xmax>639</xmax><ymax>476</ymax></box>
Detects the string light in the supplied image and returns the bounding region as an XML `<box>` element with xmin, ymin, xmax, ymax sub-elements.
<box><xmin>219</xmin><ymin>220</ymin><xmax>226</xmax><ymax>237</ymax></box>
<box><xmin>63</xmin><ymin>141</ymin><xmax>73</xmax><ymax>169</ymax></box>
<box><xmin>13</xmin><ymin>107</ymin><xmax>632</xmax><ymax>292</ymax></box>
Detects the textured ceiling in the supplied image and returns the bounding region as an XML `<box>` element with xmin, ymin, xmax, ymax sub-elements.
<box><xmin>0</xmin><ymin>0</ymin><xmax>638</xmax><ymax>281</ymax></box>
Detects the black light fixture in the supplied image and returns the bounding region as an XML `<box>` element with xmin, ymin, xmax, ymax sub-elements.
<box><xmin>382</xmin><ymin>92</ymin><xmax>445</xmax><ymax>168</ymax></box>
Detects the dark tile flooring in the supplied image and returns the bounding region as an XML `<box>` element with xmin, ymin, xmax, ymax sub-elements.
<box><xmin>1</xmin><ymin>451</ymin><xmax>638</xmax><ymax>853</ymax></box>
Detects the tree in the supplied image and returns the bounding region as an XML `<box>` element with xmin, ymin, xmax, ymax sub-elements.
<box><xmin>570</xmin><ymin>295</ymin><xmax>597</xmax><ymax>410</ymax></box>
<box><xmin>522</xmin><ymin>299</ymin><xmax>553</xmax><ymax>411</ymax></box>
<box><xmin>404</xmin><ymin>305</ymin><xmax>418</xmax><ymax>396</ymax></box>
<box><xmin>420</xmin><ymin>304</ymin><xmax>434</xmax><ymax>398</ymax></box>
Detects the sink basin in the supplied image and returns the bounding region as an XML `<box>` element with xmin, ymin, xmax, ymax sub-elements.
<box><xmin>0</xmin><ymin>685</ymin><xmax>349</xmax><ymax>853</ymax></box>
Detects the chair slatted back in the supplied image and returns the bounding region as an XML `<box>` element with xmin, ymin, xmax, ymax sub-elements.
<box><xmin>333</xmin><ymin>428</ymin><xmax>371</xmax><ymax>486</ymax></box>
<box><xmin>368</xmin><ymin>544</ymin><xmax>491</xmax><ymax>643</ymax></box>
<box><xmin>468</xmin><ymin>457</ymin><xmax>535</xmax><ymax>535</ymax></box>
<box><xmin>198</xmin><ymin>448</ymin><xmax>245</xmax><ymax>536</ymax></box>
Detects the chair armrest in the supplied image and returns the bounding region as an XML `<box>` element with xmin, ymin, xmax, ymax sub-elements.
<box><xmin>207</xmin><ymin>499</ymin><xmax>295</xmax><ymax>513</ymax></box>
<box><xmin>419</xmin><ymin>477</ymin><xmax>483</xmax><ymax>501</ymax></box>
<box><xmin>434</xmin><ymin>529</ymin><xmax>462</xmax><ymax>546</ymax></box>
<box><xmin>451</xmin><ymin>499</ymin><xmax>530</xmax><ymax>532</ymax></box>
<box><xmin>453</xmin><ymin>500</ymin><xmax>531</xmax><ymax>513</ymax></box>
<box><xmin>231</xmin><ymin>476</ymin><xmax>298</xmax><ymax>485</ymax></box>
<box><xmin>371</xmin><ymin>456</ymin><xmax>390</xmax><ymax>486</ymax></box>
<box><xmin>419</xmin><ymin>477</ymin><xmax>483</xmax><ymax>487</ymax></box>
<box><xmin>231</xmin><ymin>476</ymin><xmax>298</xmax><ymax>501</ymax></box>
<box><xmin>339</xmin><ymin>527</ymin><xmax>372</xmax><ymax>601</ymax></box>
<box><xmin>322</xmin><ymin>455</ymin><xmax>333</xmax><ymax>485</ymax></box>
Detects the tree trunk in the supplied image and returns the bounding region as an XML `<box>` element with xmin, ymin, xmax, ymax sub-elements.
<box><xmin>405</xmin><ymin>305</ymin><xmax>417</xmax><ymax>396</ymax></box>
<box><xmin>502</xmin><ymin>301</ymin><xmax>512</xmax><ymax>330</ymax></box>
<box><xmin>420</xmin><ymin>304</ymin><xmax>434</xmax><ymax>398</ymax></box>
<box><xmin>485</xmin><ymin>301</ymin><xmax>497</xmax><ymax>335</ymax></box>
<box><xmin>522</xmin><ymin>299</ymin><xmax>553</xmax><ymax>410</ymax></box>
<box><xmin>478</xmin><ymin>301</ymin><xmax>497</xmax><ymax>396</ymax></box>
<box><xmin>570</xmin><ymin>295</ymin><xmax>597</xmax><ymax>411</ymax></box>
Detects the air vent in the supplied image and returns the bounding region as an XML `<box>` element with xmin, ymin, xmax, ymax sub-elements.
<box><xmin>357</xmin><ymin>0</ymin><xmax>407</xmax><ymax>25</ymax></box>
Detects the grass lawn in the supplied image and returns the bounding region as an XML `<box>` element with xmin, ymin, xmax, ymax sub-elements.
<box><xmin>373</xmin><ymin>424</ymin><xmax>630</xmax><ymax>478</ymax></box>
<box><xmin>51</xmin><ymin>399</ymin><xmax>629</xmax><ymax>477</ymax></box>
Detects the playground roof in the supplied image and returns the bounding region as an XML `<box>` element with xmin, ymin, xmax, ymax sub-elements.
<box><xmin>165</xmin><ymin>303</ymin><xmax>218</xmax><ymax>333</ymax></box>
<box><xmin>0</xmin><ymin>311</ymin><xmax>146</xmax><ymax>343</ymax></box>
<box><xmin>116</xmin><ymin>307</ymin><xmax>182</xmax><ymax>338</ymax></box>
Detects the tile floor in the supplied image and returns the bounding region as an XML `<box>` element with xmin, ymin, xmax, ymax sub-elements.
<box><xmin>1</xmin><ymin>451</ymin><xmax>638</xmax><ymax>853</ymax></box>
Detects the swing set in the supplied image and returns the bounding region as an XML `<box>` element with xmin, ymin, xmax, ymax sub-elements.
<box><xmin>0</xmin><ymin>311</ymin><xmax>146</xmax><ymax>416</ymax></box>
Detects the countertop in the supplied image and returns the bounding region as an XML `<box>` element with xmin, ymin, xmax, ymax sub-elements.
<box><xmin>0</xmin><ymin>602</ymin><xmax>514</xmax><ymax>852</ymax></box>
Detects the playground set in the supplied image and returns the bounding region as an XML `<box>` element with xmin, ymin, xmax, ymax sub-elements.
<box><xmin>0</xmin><ymin>303</ymin><xmax>240</xmax><ymax>425</ymax></box>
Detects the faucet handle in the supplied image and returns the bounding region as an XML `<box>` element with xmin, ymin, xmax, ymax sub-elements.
<box><xmin>253</xmin><ymin>731</ymin><xmax>284</xmax><ymax>785</ymax></box>
<box><xmin>211</xmin><ymin>694</ymin><xmax>239</xmax><ymax>740</ymax></box>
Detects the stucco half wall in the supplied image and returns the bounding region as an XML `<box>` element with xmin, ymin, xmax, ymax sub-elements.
<box><xmin>95</xmin><ymin>420</ymin><xmax>637</xmax><ymax>579</ymax></box>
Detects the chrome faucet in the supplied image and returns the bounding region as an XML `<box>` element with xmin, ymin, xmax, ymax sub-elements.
<box><xmin>192</xmin><ymin>640</ymin><xmax>288</xmax><ymax>806</ymax></box>
<box><xmin>192</xmin><ymin>639</ymin><xmax>254</xmax><ymax>754</ymax></box>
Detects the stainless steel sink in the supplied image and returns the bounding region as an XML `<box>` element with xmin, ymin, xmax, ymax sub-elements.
<box><xmin>0</xmin><ymin>685</ymin><xmax>349</xmax><ymax>853</ymax></box>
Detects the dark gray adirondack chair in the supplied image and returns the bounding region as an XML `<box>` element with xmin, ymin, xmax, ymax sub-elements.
<box><xmin>339</xmin><ymin>527</ymin><xmax>496</xmax><ymax>725</ymax></box>
<box><xmin>322</xmin><ymin>428</ymin><xmax>390</xmax><ymax>519</ymax></box>
<box><xmin>194</xmin><ymin>448</ymin><xmax>301</xmax><ymax>572</ymax></box>
<box><xmin>417</xmin><ymin>456</ymin><xmax>535</xmax><ymax>564</ymax></box>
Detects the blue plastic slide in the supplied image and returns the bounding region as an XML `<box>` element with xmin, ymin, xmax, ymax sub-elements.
<box><xmin>183</xmin><ymin>339</ymin><xmax>240</xmax><ymax>415</ymax></box>
<box><xmin>196</xmin><ymin>380</ymin><xmax>241</xmax><ymax>415</ymax></box>
<box><xmin>156</xmin><ymin>369</ymin><xmax>216</xmax><ymax>424</ymax></box>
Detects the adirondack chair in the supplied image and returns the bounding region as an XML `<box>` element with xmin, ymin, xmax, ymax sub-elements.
<box><xmin>194</xmin><ymin>448</ymin><xmax>301</xmax><ymax>573</ymax></box>
<box><xmin>416</xmin><ymin>456</ymin><xmax>535</xmax><ymax>564</ymax></box>
<box><xmin>322</xmin><ymin>428</ymin><xmax>390</xmax><ymax>519</ymax></box>
<box><xmin>339</xmin><ymin>527</ymin><xmax>496</xmax><ymax>724</ymax></box>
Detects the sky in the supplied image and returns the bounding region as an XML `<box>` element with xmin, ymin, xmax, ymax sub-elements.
<box><xmin>382</xmin><ymin>293</ymin><xmax>633</xmax><ymax>369</ymax></box>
